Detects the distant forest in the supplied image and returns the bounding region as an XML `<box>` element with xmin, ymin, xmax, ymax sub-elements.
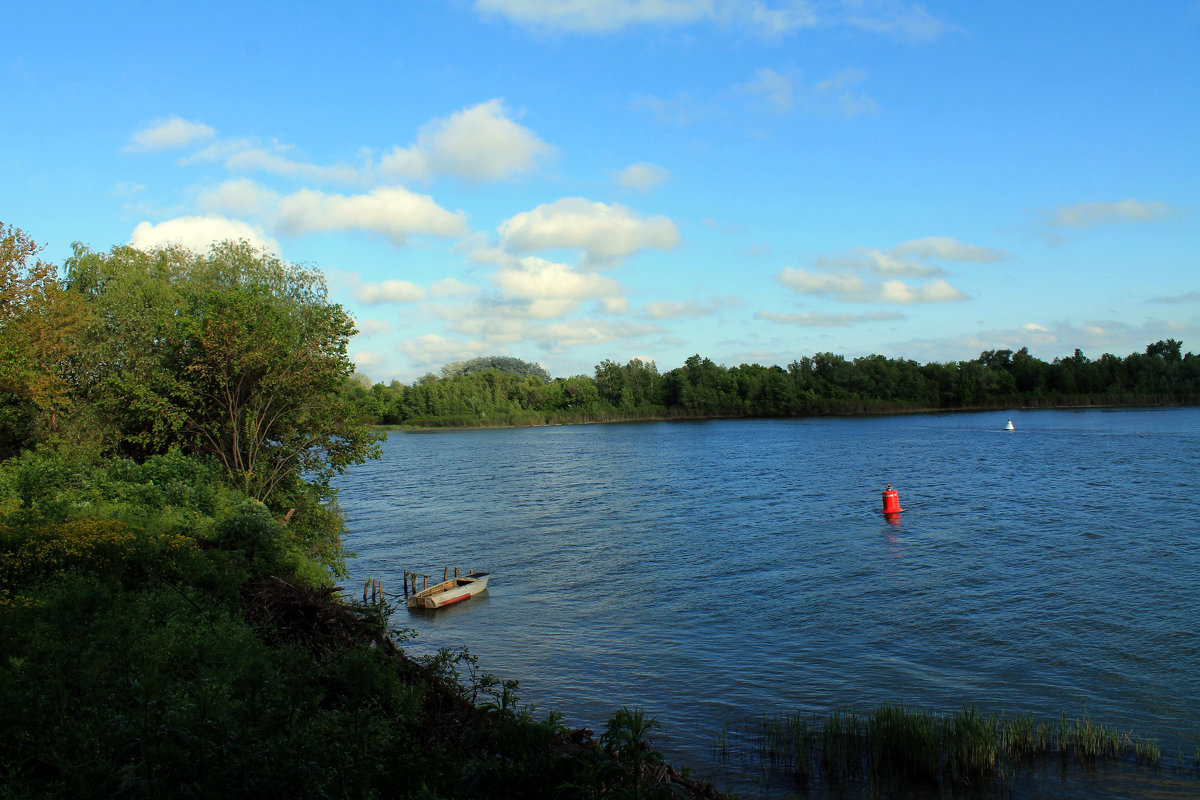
<box><xmin>347</xmin><ymin>339</ymin><xmax>1199</xmax><ymax>428</ymax></box>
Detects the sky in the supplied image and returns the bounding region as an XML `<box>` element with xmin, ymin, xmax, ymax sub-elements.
<box><xmin>4</xmin><ymin>1</ymin><xmax>1198</xmax><ymax>383</ymax></box>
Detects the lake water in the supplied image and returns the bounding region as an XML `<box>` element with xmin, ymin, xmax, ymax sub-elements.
<box><xmin>335</xmin><ymin>407</ymin><xmax>1200</xmax><ymax>797</ymax></box>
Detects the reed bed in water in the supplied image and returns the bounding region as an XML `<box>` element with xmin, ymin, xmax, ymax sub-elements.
<box><xmin>718</xmin><ymin>704</ymin><xmax>1175</xmax><ymax>792</ymax></box>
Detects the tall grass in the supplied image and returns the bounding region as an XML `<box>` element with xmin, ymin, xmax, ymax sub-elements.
<box><xmin>718</xmin><ymin>703</ymin><xmax>1180</xmax><ymax>794</ymax></box>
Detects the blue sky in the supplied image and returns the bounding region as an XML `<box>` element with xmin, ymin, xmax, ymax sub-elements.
<box><xmin>5</xmin><ymin>1</ymin><xmax>1198</xmax><ymax>382</ymax></box>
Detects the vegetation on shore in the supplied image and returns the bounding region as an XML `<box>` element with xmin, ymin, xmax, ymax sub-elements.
<box><xmin>345</xmin><ymin>345</ymin><xmax>1199</xmax><ymax>430</ymax></box>
<box><xmin>0</xmin><ymin>224</ymin><xmax>719</xmax><ymax>799</ymax></box>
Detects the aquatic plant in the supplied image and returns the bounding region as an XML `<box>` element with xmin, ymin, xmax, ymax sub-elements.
<box><xmin>716</xmin><ymin>702</ymin><xmax>1188</xmax><ymax>795</ymax></box>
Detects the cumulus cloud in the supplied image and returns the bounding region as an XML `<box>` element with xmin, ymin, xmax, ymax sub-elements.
<box><xmin>474</xmin><ymin>1</ymin><xmax>953</xmax><ymax>42</ymax></box>
<box><xmin>879</xmin><ymin>278</ymin><xmax>966</xmax><ymax>303</ymax></box>
<box><xmin>617</xmin><ymin>162</ymin><xmax>672</xmax><ymax>191</ymax></box>
<box><xmin>380</xmin><ymin>99</ymin><xmax>553</xmax><ymax>181</ymax></box>
<box><xmin>1046</xmin><ymin>199</ymin><xmax>1177</xmax><ymax>229</ymax></box>
<box><xmin>498</xmin><ymin>197</ymin><xmax>679</xmax><ymax>266</ymax></box>
<box><xmin>891</xmin><ymin>236</ymin><xmax>1009</xmax><ymax>262</ymax></box>
<box><xmin>531</xmin><ymin>318</ymin><xmax>664</xmax><ymax>351</ymax></box>
<box><xmin>777</xmin><ymin>267</ymin><xmax>872</xmax><ymax>297</ymax></box>
<box><xmin>743</xmin><ymin>67</ymin><xmax>795</xmax><ymax>111</ymax></box>
<box><xmin>495</xmin><ymin>256</ymin><xmax>623</xmax><ymax>303</ymax></box>
<box><xmin>642</xmin><ymin>297</ymin><xmax>738</xmax><ymax>319</ymax></box>
<box><xmin>355</xmin><ymin>280</ymin><xmax>428</xmax><ymax>304</ymax></box>
<box><xmin>128</xmin><ymin>117</ymin><xmax>215</xmax><ymax>151</ymax></box>
<box><xmin>475</xmin><ymin>0</ymin><xmax>818</xmax><ymax>36</ymax></box>
<box><xmin>777</xmin><ymin>267</ymin><xmax>966</xmax><ymax>303</ymax></box>
<box><xmin>185</xmin><ymin>137</ymin><xmax>361</xmax><ymax>183</ymax></box>
<box><xmin>431</xmin><ymin>278</ymin><xmax>479</xmax><ymax>297</ymax></box>
<box><xmin>354</xmin><ymin>318</ymin><xmax>394</xmax><ymax>336</ymax></box>
<box><xmin>841</xmin><ymin>1</ymin><xmax>958</xmax><ymax>43</ymax></box>
<box><xmin>741</xmin><ymin>66</ymin><xmax>877</xmax><ymax>118</ymax></box>
<box><xmin>275</xmin><ymin>186</ymin><xmax>467</xmax><ymax>244</ymax></box>
<box><xmin>756</xmin><ymin>310</ymin><xmax>905</xmax><ymax>326</ymax></box>
<box><xmin>398</xmin><ymin>334</ymin><xmax>491</xmax><ymax>369</ymax></box>
<box><xmin>816</xmin><ymin>247</ymin><xmax>945</xmax><ymax>277</ymax></box>
<box><xmin>197</xmin><ymin>178</ymin><xmax>279</xmax><ymax>217</ymax></box>
<box><xmin>223</xmin><ymin>146</ymin><xmax>362</xmax><ymax>184</ymax></box>
<box><xmin>129</xmin><ymin>215</ymin><xmax>280</xmax><ymax>254</ymax></box>
<box><xmin>350</xmin><ymin>350</ymin><xmax>385</xmax><ymax>368</ymax></box>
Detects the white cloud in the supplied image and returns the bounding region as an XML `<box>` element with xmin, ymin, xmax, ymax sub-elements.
<box><xmin>601</xmin><ymin>297</ymin><xmax>631</xmax><ymax>314</ymax></box>
<box><xmin>223</xmin><ymin>146</ymin><xmax>362</xmax><ymax>184</ymax></box>
<box><xmin>356</xmin><ymin>280</ymin><xmax>428</xmax><ymax>304</ymax></box>
<box><xmin>617</xmin><ymin>162</ymin><xmax>672</xmax><ymax>191</ymax></box>
<box><xmin>355</xmin><ymin>318</ymin><xmax>394</xmax><ymax>336</ymax></box>
<box><xmin>642</xmin><ymin>297</ymin><xmax>737</xmax><ymax>319</ymax></box>
<box><xmin>380</xmin><ymin>99</ymin><xmax>553</xmax><ymax>181</ymax></box>
<box><xmin>776</xmin><ymin>267</ymin><xmax>966</xmax><ymax>303</ymax></box>
<box><xmin>275</xmin><ymin>186</ymin><xmax>467</xmax><ymax>244</ymax></box>
<box><xmin>129</xmin><ymin>215</ymin><xmax>280</xmax><ymax>254</ymax></box>
<box><xmin>631</xmin><ymin>91</ymin><xmax>700</xmax><ymax>125</ymax></box>
<box><xmin>756</xmin><ymin>310</ymin><xmax>905</xmax><ymax>326</ymax></box>
<box><xmin>816</xmin><ymin>247</ymin><xmax>944</xmax><ymax>277</ymax></box>
<box><xmin>184</xmin><ymin>137</ymin><xmax>361</xmax><ymax>183</ymax></box>
<box><xmin>128</xmin><ymin>117</ymin><xmax>215</xmax><ymax>151</ymax></box>
<box><xmin>475</xmin><ymin>0</ymin><xmax>818</xmax><ymax>36</ymax></box>
<box><xmin>475</xmin><ymin>1</ymin><xmax>955</xmax><ymax>42</ymax></box>
<box><xmin>741</xmin><ymin>66</ymin><xmax>877</xmax><ymax>118</ymax></box>
<box><xmin>432</xmin><ymin>278</ymin><xmax>479</xmax><ymax>297</ymax></box>
<box><xmin>743</xmin><ymin>67</ymin><xmax>795</xmax><ymax>111</ymax></box>
<box><xmin>197</xmin><ymin>178</ymin><xmax>279</xmax><ymax>217</ymax></box>
<box><xmin>398</xmin><ymin>334</ymin><xmax>491</xmax><ymax>368</ymax></box>
<box><xmin>1047</xmin><ymin>199</ymin><xmax>1177</xmax><ymax>228</ymax></box>
<box><xmin>351</xmin><ymin>350</ymin><xmax>385</xmax><ymax>368</ymax></box>
<box><xmin>498</xmin><ymin>197</ymin><xmax>679</xmax><ymax>266</ymax></box>
<box><xmin>891</xmin><ymin>236</ymin><xmax>1009</xmax><ymax>262</ymax></box>
<box><xmin>495</xmin><ymin>256</ymin><xmax>623</xmax><ymax>302</ymax></box>
<box><xmin>842</xmin><ymin>2</ymin><xmax>957</xmax><ymax>43</ymax></box>
<box><xmin>777</xmin><ymin>267</ymin><xmax>871</xmax><ymax>297</ymax></box>
<box><xmin>879</xmin><ymin>277</ymin><xmax>966</xmax><ymax>304</ymax></box>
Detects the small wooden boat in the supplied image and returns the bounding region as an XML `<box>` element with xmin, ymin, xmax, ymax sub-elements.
<box><xmin>407</xmin><ymin>570</ymin><xmax>489</xmax><ymax>610</ymax></box>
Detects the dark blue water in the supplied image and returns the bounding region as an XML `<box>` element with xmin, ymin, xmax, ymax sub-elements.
<box><xmin>336</xmin><ymin>407</ymin><xmax>1200</xmax><ymax>797</ymax></box>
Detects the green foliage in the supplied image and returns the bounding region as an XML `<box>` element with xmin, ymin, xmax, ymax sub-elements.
<box><xmin>62</xmin><ymin>239</ymin><xmax>382</xmax><ymax>501</ymax></box>
<box><xmin>360</xmin><ymin>339</ymin><xmax>1199</xmax><ymax>430</ymax></box>
<box><xmin>442</xmin><ymin>354</ymin><xmax>552</xmax><ymax>382</ymax></box>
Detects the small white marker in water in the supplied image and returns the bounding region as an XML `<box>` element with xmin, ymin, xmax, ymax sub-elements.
<box><xmin>1004</xmin><ymin>419</ymin><xmax>1014</xmax><ymax>431</ymax></box>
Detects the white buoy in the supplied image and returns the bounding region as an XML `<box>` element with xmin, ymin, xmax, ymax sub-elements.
<box><xmin>1004</xmin><ymin>419</ymin><xmax>1014</xmax><ymax>431</ymax></box>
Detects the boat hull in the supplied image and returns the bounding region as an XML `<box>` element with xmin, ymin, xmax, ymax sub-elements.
<box><xmin>408</xmin><ymin>573</ymin><xmax>489</xmax><ymax>610</ymax></box>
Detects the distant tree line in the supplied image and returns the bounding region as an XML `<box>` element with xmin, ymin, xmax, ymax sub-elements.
<box><xmin>347</xmin><ymin>341</ymin><xmax>1199</xmax><ymax>427</ymax></box>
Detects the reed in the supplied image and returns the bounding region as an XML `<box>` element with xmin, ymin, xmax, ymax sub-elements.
<box><xmin>716</xmin><ymin>703</ymin><xmax>1185</xmax><ymax>795</ymax></box>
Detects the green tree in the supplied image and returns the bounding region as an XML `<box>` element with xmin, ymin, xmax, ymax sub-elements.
<box><xmin>0</xmin><ymin>224</ymin><xmax>90</xmax><ymax>456</ymax></box>
<box><xmin>64</xmin><ymin>240</ymin><xmax>381</xmax><ymax>502</ymax></box>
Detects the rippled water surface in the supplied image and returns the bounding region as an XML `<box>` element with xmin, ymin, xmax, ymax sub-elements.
<box><xmin>336</xmin><ymin>407</ymin><xmax>1200</xmax><ymax>797</ymax></box>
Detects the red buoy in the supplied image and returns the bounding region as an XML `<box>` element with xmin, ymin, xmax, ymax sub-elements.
<box><xmin>881</xmin><ymin>483</ymin><xmax>903</xmax><ymax>514</ymax></box>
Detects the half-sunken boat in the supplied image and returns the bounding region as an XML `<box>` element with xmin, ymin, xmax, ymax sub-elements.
<box><xmin>407</xmin><ymin>569</ymin><xmax>490</xmax><ymax>610</ymax></box>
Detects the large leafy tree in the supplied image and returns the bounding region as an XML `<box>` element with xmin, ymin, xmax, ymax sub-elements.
<box><xmin>0</xmin><ymin>223</ymin><xmax>89</xmax><ymax>455</ymax></box>
<box><xmin>65</xmin><ymin>240</ymin><xmax>381</xmax><ymax>502</ymax></box>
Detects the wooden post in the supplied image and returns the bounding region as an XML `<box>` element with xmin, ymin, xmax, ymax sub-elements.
<box><xmin>455</xmin><ymin>567</ymin><xmax>459</xmax><ymax>578</ymax></box>
<box><xmin>403</xmin><ymin>571</ymin><xmax>409</xmax><ymax>599</ymax></box>
<box><xmin>363</xmin><ymin>578</ymin><xmax>370</xmax><ymax>603</ymax></box>
<box><xmin>443</xmin><ymin>566</ymin><xmax>449</xmax><ymax>582</ymax></box>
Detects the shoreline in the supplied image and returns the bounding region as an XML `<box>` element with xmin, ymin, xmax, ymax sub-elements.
<box><xmin>375</xmin><ymin>399</ymin><xmax>1195</xmax><ymax>433</ymax></box>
